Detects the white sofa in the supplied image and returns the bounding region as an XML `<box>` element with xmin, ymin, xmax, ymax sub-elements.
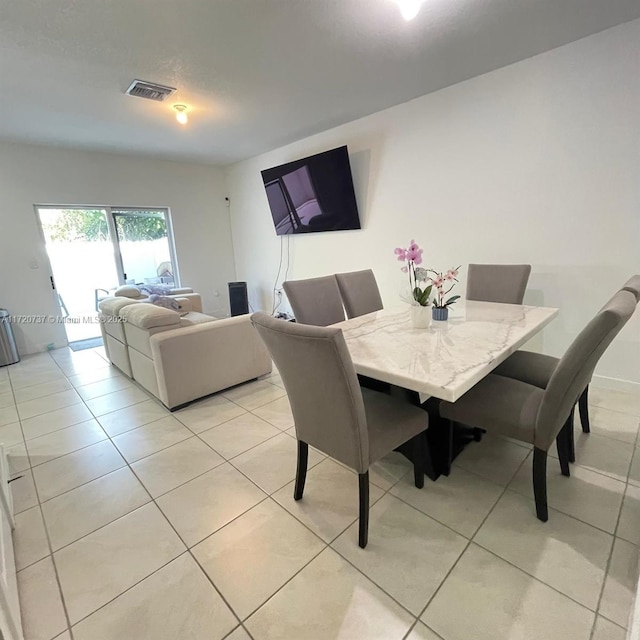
<box><xmin>99</xmin><ymin>296</ymin><xmax>139</xmax><ymax>376</ymax></box>
<box><xmin>99</xmin><ymin>293</ymin><xmax>203</xmax><ymax>376</ymax></box>
<box><xmin>102</xmin><ymin>301</ymin><xmax>272</xmax><ymax>409</ymax></box>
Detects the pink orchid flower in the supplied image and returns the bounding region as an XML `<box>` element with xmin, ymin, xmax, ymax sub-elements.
<box><xmin>394</xmin><ymin>247</ymin><xmax>407</xmax><ymax>262</ymax></box>
<box><xmin>432</xmin><ymin>275</ymin><xmax>445</xmax><ymax>288</ymax></box>
<box><xmin>445</xmin><ymin>267</ymin><xmax>459</xmax><ymax>281</ymax></box>
<box><xmin>407</xmin><ymin>247</ymin><xmax>423</xmax><ymax>264</ymax></box>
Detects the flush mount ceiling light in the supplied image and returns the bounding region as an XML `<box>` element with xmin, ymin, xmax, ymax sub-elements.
<box><xmin>393</xmin><ymin>0</ymin><xmax>425</xmax><ymax>20</ymax></box>
<box><xmin>173</xmin><ymin>104</ymin><xmax>188</xmax><ymax>125</ymax></box>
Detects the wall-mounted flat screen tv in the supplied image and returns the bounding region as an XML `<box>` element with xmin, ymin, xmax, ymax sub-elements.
<box><xmin>261</xmin><ymin>145</ymin><xmax>361</xmax><ymax>235</ymax></box>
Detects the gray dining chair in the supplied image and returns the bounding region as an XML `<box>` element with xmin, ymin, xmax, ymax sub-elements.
<box><xmin>251</xmin><ymin>312</ymin><xmax>428</xmax><ymax>548</ymax></box>
<box><xmin>283</xmin><ymin>275</ymin><xmax>345</xmax><ymax>326</ymax></box>
<box><xmin>493</xmin><ymin>277</ymin><xmax>640</xmax><ymax>441</ymax></box>
<box><xmin>466</xmin><ymin>264</ymin><xmax>532</xmax><ymax>304</ymax></box>
<box><xmin>622</xmin><ymin>274</ymin><xmax>640</xmax><ymax>301</ymax></box>
<box><xmin>335</xmin><ymin>269</ymin><xmax>384</xmax><ymax>319</ymax></box>
<box><xmin>438</xmin><ymin>290</ymin><xmax>636</xmax><ymax>522</ymax></box>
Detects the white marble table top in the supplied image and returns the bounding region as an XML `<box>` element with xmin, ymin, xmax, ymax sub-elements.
<box><xmin>333</xmin><ymin>301</ymin><xmax>559</xmax><ymax>402</ymax></box>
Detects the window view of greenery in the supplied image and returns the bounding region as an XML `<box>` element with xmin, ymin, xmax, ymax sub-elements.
<box><xmin>47</xmin><ymin>209</ymin><xmax>168</xmax><ymax>242</ymax></box>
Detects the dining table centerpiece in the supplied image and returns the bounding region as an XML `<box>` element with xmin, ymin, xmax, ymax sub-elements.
<box><xmin>429</xmin><ymin>266</ymin><xmax>461</xmax><ymax>321</ymax></box>
<box><xmin>394</xmin><ymin>239</ymin><xmax>433</xmax><ymax>328</ymax></box>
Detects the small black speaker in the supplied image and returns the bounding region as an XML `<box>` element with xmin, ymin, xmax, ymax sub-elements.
<box><xmin>228</xmin><ymin>282</ymin><xmax>249</xmax><ymax>316</ymax></box>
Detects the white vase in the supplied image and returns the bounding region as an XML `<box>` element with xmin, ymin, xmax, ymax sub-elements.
<box><xmin>410</xmin><ymin>305</ymin><xmax>431</xmax><ymax>329</ymax></box>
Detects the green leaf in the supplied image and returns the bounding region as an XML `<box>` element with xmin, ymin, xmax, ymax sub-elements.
<box><xmin>445</xmin><ymin>295</ymin><xmax>461</xmax><ymax>306</ymax></box>
<box><xmin>413</xmin><ymin>287</ymin><xmax>422</xmax><ymax>303</ymax></box>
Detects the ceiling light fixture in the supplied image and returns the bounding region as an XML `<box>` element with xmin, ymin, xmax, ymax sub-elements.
<box><xmin>393</xmin><ymin>0</ymin><xmax>425</xmax><ymax>21</ymax></box>
<box><xmin>173</xmin><ymin>104</ymin><xmax>188</xmax><ymax>125</ymax></box>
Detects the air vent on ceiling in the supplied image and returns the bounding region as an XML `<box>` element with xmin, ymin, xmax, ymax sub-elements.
<box><xmin>125</xmin><ymin>80</ymin><xmax>176</xmax><ymax>102</ymax></box>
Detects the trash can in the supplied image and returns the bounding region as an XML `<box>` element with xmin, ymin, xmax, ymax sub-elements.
<box><xmin>0</xmin><ymin>310</ymin><xmax>20</xmax><ymax>366</ymax></box>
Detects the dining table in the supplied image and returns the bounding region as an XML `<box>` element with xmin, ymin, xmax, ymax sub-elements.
<box><xmin>333</xmin><ymin>300</ymin><xmax>559</xmax><ymax>479</ymax></box>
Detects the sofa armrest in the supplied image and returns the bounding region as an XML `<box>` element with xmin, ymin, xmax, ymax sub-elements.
<box><xmin>169</xmin><ymin>293</ymin><xmax>202</xmax><ymax>313</ymax></box>
<box><xmin>172</xmin><ymin>297</ymin><xmax>192</xmax><ymax>314</ymax></box>
<box><xmin>150</xmin><ymin>315</ymin><xmax>272</xmax><ymax>409</ymax></box>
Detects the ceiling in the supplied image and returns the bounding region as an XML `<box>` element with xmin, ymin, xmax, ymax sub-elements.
<box><xmin>1</xmin><ymin>0</ymin><xmax>638</xmax><ymax>165</ymax></box>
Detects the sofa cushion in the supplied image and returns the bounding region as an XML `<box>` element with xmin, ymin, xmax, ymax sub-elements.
<box><xmin>121</xmin><ymin>302</ymin><xmax>181</xmax><ymax>329</ymax></box>
<box><xmin>179</xmin><ymin>312</ymin><xmax>217</xmax><ymax>326</ymax></box>
<box><xmin>99</xmin><ymin>296</ymin><xmax>138</xmax><ymax>316</ymax></box>
<box><xmin>115</xmin><ymin>285</ymin><xmax>143</xmax><ymax>299</ymax></box>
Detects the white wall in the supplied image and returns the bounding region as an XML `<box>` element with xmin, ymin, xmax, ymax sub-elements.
<box><xmin>0</xmin><ymin>142</ymin><xmax>235</xmax><ymax>354</ymax></box>
<box><xmin>226</xmin><ymin>20</ymin><xmax>640</xmax><ymax>385</ymax></box>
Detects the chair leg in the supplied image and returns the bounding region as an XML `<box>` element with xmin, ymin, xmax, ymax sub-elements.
<box><xmin>294</xmin><ymin>441</ymin><xmax>308</xmax><ymax>501</ymax></box>
<box><xmin>555</xmin><ymin>421</ymin><xmax>571</xmax><ymax>477</ymax></box>
<box><xmin>567</xmin><ymin>407</ymin><xmax>576</xmax><ymax>464</ymax></box>
<box><xmin>358</xmin><ymin>472</ymin><xmax>369</xmax><ymax>548</ymax></box>
<box><xmin>412</xmin><ymin>433</ymin><xmax>425</xmax><ymax>489</ymax></box>
<box><xmin>579</xmin><ymin>385</ymin><xmax>590</xmax><ymax>434</ymax></box>
<box><xmin>533</xmin><ymin>447</ymin><xmax>548</xmax><ymax>522</ymax></box>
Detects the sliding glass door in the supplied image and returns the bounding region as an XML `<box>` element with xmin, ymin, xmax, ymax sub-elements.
<box><xmin>36</xmin><ymin>205</ymin><xmax>178</xmax><ymax>345</ymax></box>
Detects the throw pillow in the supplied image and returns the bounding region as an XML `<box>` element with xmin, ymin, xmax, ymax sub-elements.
<box><xmin>114</xmin><ymin>285</ymin><xmax>142</xmax><ymax>299</ymax></box>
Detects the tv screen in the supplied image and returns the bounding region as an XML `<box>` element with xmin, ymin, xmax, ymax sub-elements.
<box><xmin>261</xmin><ymin>145</ymin><xmax>361</xmax><ymax>235</ymax></box>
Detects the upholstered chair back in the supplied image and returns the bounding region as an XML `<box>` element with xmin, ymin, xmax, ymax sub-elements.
<box><xmin>466</xmin><ymin>264</ymin><xmax>532</xmax><ymax>304</ymax></box>
<box><xmin>251</xmin><ymin>312</ymin><xmax>369</xmax><ymax>472</ymax></box>
<box><xmin>535</xmin><ymin>290</ymin><xmax>636</xmax><ymax>450</ymax></box>
<box><xmin>336</xmin><ymin>269</ymin><xmax>384</xmax><ymax>319</ymax></box>
<box><xmin>283</xmin><ymin>275</ymin><xmax>345</xmax><ymax>326</ymax></box>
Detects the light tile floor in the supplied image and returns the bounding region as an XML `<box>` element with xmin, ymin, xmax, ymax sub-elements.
<box><xmin>3</xmin><ymin>347</ymin><xmax>640</xmax><ymax>640</ymax></box>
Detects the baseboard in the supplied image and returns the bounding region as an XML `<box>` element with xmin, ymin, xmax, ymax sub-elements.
<box><xmin>592</xmin><ymin>374</ymin><xmax>640</xmax><ymax>394</ymax></box>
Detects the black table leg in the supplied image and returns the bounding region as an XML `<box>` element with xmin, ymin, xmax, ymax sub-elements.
<box><xmin>394</xmin><ymin>393</ymin><xmax>483</xmax><ymax>481</ymax></box>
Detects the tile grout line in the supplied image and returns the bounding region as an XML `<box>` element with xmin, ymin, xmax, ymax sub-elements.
<box><xmin>494</xmin><ymin>471</ymin><xmax>627</xmax><ymax>539</ymax></box>
<box><xmin>148</xmin><ymin>404</ymin><xmax>340</xmax><ymax>629</ymax></box>
<box><xmin>19</xmin><ymin>351</ymin><xmax>167</xmax><ymax>638</ymax></box>
<box><xmin>47</xmin><ymin>350</ymin><xmax>253</xmax><ymax>634</ymax></box>
<box><xmin>8</xmin><ymin>353</ymin><xmax>640</xmax><ymax>639</ymax></box>
<box><xmin>25</xmin><ymin>396</ymin><xmax>636</xmax><ymax>628</ymax></box>
<box><xmin>38</xmin><ymin>354</ymin><xmax>205</xmax><ymax>632</ymax></box>
<box><xmin>395</xmin><ymin>451</ymin><xmax>531</xmax><ymax>640</ymax></box>
<box><xmin>39</xmin><ymin>353</ymin><xmax>302</xmax><ymax>632</ymax></box>
<box><xmin>468</xmin><ymin>433</ymin><xmax>633</xmax><ymax>630</ymax></box>
<box><xmin>589</xmin><ymin>437</ymin><xmax>639</xmax><ymax>638</ymax></box>
<box><xmin>308</xmin><ymin>443</ymin><xmax>520</xmax><ymax>631</ymax></box>
<box><xmin>19</xmin><ymin>352</ymin><xmax>87</xmax><ymax>640</ymax></box>
<box><xmin>10</xmin><ymin>372</ymin><xmax>257</xmax><ymax>635</ymax></box>
<box><xmin>403</xmin><ymin>443</ymin><xmax>534</xmax><ymax>639</ymax></box>
<box><xmin>179</xmin><ymin>452</ymin><xmax>413</xmax><ymax>627</ymax></box>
